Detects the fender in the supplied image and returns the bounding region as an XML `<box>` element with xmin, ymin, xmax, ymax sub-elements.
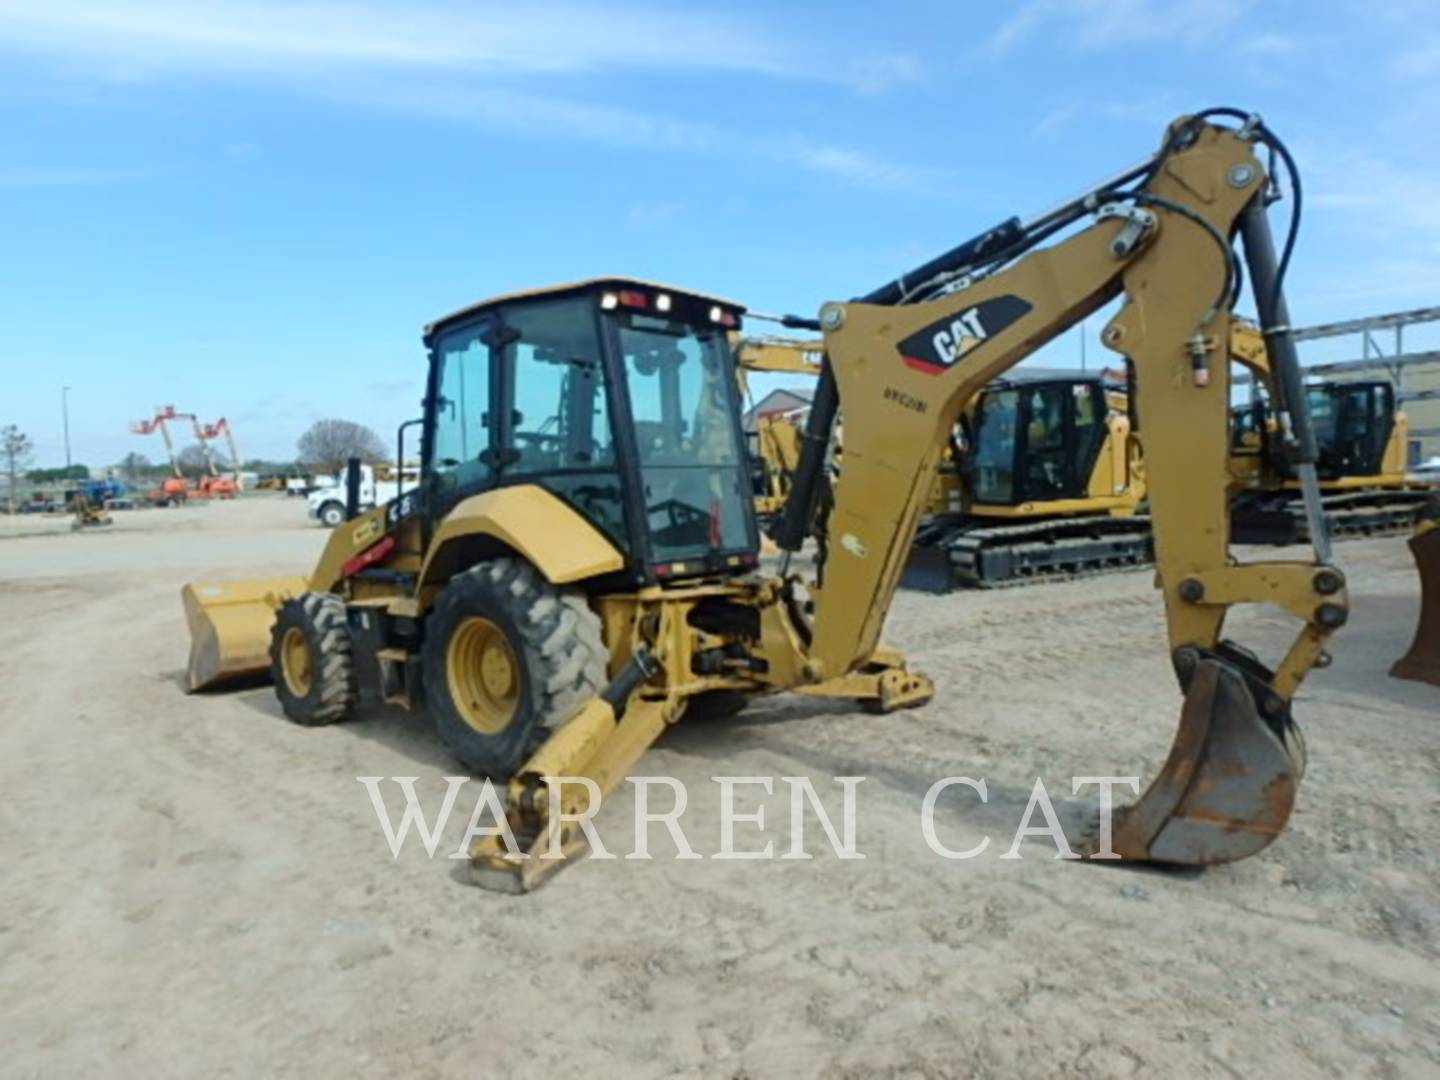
<box><xmin>419</xmin><ymin>485</ymin><xmax>625</xmax><ymax>588</ymax></box>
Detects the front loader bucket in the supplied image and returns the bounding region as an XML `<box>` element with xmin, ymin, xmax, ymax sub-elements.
<box><xmin>1096</xmin><ymin>652</ymin><xmax>1304</xmax><ymax>865</ymax></box>
<box><xmin>1391</xmin><ymin>523</ymin><xmax>1440</xmax><ymax>687</ymax></box>
<box><xmin>181</xmin><ymin>576</ymin><xmax>310</xmax><ymax>691</ymax></box>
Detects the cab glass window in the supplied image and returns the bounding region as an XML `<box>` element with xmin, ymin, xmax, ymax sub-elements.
<box><xmin>429</xmin><ymin>323</ymin><xmax>493</xmax><ymax>495</ymax></box>
<box><xmin>617</xmin><ymin>314</ymin><xmax>752</xmax><ymax>562</ymax></box>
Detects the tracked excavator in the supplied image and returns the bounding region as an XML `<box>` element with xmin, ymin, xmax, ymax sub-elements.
<box><xmin>904</xmin><ymin>374</ymin><xmax>1149</xmax><ymax>590</ymax></box>
<box><xmin>734</xmin><ymin>337</ymin><xmax>1151</xmax><ymax>590</ymax></box>
<box><xmin>1229</xmin><ymin>321</ymin><xmax>1436</xmax><ymax>542</ymax></box>
<box><xmin>184</xmin><ymin>109</ymin><xmax>1349</xmax><ymax>890</ymax></box>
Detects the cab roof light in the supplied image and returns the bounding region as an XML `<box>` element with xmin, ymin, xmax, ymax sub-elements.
<box><xmin>600</xmin><ymin>292</ymin><xmax>619</xmax><ymax>310</ymax></box>
<box><xmin>655</xmin><ymin>293</ymin><xmax>672</xmax><ymax>312</ymax></box>
<box><xmin>618</xmin><ymin>289</ymin><xmax>648</xmax><ymax>309</ymax></box>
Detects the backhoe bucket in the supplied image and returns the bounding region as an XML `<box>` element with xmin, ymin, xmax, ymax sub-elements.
<box><xmin>181</xmin><ymin>576</ymin><xmax>310</xmax><ymax>691</ymax></box>
<box><xmin>1391</xmin><ymin>523</ymin><xmax>1440</xmax><ymax>687</ymax></box>
<box><xmin>1096</xmin><ymin>653</ymin><xmax>1304</xmax><ymax>865</ymax></box>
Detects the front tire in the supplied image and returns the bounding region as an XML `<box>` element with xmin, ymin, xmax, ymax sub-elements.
<box><xmin>270</xmin><ymin>592</ymin><xmax>357</xmax><ymax>725</ymax></box>
<box><xmin>318</xmin><ymin>501</ymin><xmax>345</xmax><ymax>528</ymax></box>
<box><xmin>423</xmin><ymin>557</ymin><xmax>608</xmax><ymax>777</ymax></box>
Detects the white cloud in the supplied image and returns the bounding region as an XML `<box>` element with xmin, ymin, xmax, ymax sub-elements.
<box><xmin>1289</xmin><ymin>147</ymin><xmax>1440</xmax><ymax>317</ymax></box>
<box><xmin>0</xmin><ymin>1</ymin><xmax>921</xmax><ymax>92</ymax></box>
<box><xmin>0</xmin><ymin>1</ymin><xmax>794</xmax><ymax>80</ymax></box>
<box><xmin>849</xmin><ymin>52</ymin><xmax>924</xmax><ymax>97</ymax></box>
<box><xmin>1237</xmin><ymin>32</ymin><xmax>1301</xmax><ymax>56</ymax></box>
<box><xmin>1308</xmin><ymin>151</ymin><xmax>1440</xmax><ymax>235</ymax></box>
<box><xmin>626</xmin><ymin>201</ymin><xmax>685</xmax><ymax>226</ymax></box>
<box><xmin>0</xmin><ymin>1</ymin><xmax>941</xmax><ymax>194</ymax></box>
<box><xmin>310</xmin><ymin>77</ymin><xmax>947</xmax><ymax>194</ymax></box>
<box><xmin>1393</xmin><ymin>39</ymin><xmax>1440</xmax><ymax>77</ymax></box>
<box><xmin>991</xmin><ymin>0</ymin><xmax>1250</xmax><ymax>54</ymax></box>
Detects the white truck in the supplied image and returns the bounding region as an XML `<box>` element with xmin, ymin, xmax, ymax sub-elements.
<box><xmin>307</xmin><ymin>465</ymin><xmax>419</xmax><ymax>527</ymax></box>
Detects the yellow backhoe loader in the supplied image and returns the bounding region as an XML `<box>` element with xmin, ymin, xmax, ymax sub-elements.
<box><xmin>184</xmin><ymin>109</ymin><xmax>1348</xmax><ymax>891</ymax></box>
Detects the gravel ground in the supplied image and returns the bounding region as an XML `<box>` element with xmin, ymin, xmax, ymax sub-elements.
<box><xmin>1</xmin><ymin>496</ymin><xmax>1436</xmax><ymax>1078</ymax></box>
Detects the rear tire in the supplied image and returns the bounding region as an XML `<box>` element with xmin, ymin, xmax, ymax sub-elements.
<box><xmin>423</xmin><ymin>557</ymin><xmax>608</xmax><ymax>777</ymax></box>
<box><xmin>269</xmin><ymin>593</ymin><xmax>357</xmax><ymax>725</ymax></box>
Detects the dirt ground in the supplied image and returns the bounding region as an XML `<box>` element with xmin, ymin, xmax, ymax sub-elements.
<box><xmin>1</xmin><ymin>496</ymin><xmax>1436</xmax><ymax>1078</ymax></box>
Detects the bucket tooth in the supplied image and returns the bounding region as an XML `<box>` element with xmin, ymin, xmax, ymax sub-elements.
<box><xmin>1391</xmin><ymin>524</ymin><xmax>1440</xmax><ymax>688</ymax></box>
<box><xmin>1094</xmin><ymin>652</ymin><xmax>1303</xmax><ymax>865</ymax></box>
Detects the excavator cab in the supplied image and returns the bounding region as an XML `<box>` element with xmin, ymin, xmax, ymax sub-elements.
<box><xmin>1229</xmin><ymin>373</ymin><xmax>1430</xmax><ymax>542</ymax></box>
<box><xmin>1304</xmin><ymin>381</ymin><xmax>1395</xmax><ymax>481</ymax></box>
<box><xmin>966</xmin><ymin>377</ymin><xmax>1112</xmax><ymax>506</ymax></box>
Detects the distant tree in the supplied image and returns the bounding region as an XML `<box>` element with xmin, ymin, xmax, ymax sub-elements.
<box><xmin>117</xmin><ymin>451</ymin><xmax>152</xmax><ymax>481</ymax></box>
<box><xmin>297</xmin><ymin>419</ymin><xmax>388</xmax><ymax>475</ymax></box>
<box><xmin>2</xmin><ymin>425</ymin><xmax>34</xmax><ymax>513</ymax></box>
<box><xmin>28</xmin><ymin>464</ymin><xmax>88</xmax><ymax>483</ymax></box>
<box><xmin>176</xmin><ymin>444</ymin><xmax>214</xmax><ymax>479</ymax></box>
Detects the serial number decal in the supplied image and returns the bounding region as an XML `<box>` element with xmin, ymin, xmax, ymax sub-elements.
<box><xmin>896</xmin><ymin>294</ymin><xmax>1033</xmax><ymax>375</ymax></box>
<box><xmin>884</xmin><ymin>387</ymin><xmax>928</xmax><ymax>413</ymax></box>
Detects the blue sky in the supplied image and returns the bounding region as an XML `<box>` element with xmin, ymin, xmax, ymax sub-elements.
<box><xmin>2</xmin><ymin>0</ymin><xmax>1438</xmax><ymax>466</ymax></box>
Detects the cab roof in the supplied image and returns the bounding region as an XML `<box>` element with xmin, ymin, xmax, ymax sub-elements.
<box><xmin>424</xmin><ymin>277</ymin><xmax>747</xmax><ymax>339</ymax></box>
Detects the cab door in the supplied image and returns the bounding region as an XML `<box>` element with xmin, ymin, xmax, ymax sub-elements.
<box><xmin>424</xmin><ymin>316</ymin><xmax>498</xmax><ymax>522</ymax></box>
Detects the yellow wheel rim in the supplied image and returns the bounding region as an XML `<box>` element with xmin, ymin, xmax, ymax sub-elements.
<box><xmin>446</xmin><ymin>617</ymin><xmax>519</xmax><ymax>735</ymax></box>
<box><xmin>280</xmin><ymin>626</ymin><xmax>313</xmax><ymax>698</ymax></box>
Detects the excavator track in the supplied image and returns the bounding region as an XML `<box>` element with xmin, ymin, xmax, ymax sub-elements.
<box><xmin>904</xmin><ymin>516</ymin><xmax>1154</xmax><ymax>592</ymax></box>
<box><xmin>1233</xmin><ymin>488</ymin><xmax>1434</xmax><ymax>545</ymax></box>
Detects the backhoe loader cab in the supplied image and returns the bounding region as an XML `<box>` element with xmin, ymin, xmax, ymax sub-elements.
<box><xmin>422</xmin><ymin>280</ymin><xmax>758</xmax><ymax>584</ymax></box>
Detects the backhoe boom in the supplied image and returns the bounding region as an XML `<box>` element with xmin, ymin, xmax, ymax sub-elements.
<box><xmin>778</xmin><ymin>115</ymin><xmax>1345</xmax><ymax>863</ymax></box>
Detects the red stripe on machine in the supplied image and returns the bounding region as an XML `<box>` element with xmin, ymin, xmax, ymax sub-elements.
<box><xmin>341</xmin><ymin>535</ymin><xmax>397</xmax><ymax>578</ymax></box>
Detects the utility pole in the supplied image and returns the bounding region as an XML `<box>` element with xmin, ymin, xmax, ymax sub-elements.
<box><xmin>62</xmin><ymin>385</ymin><xmax>72</xmax><ymax>471</ymax></box>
